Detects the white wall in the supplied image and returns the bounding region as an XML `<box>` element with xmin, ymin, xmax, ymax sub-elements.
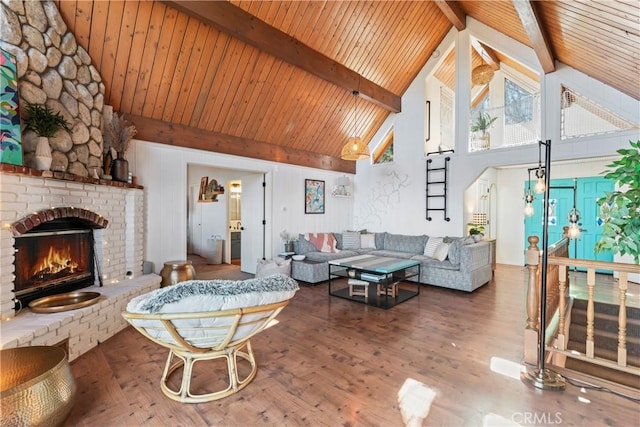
<box><xmin>133</xmin><ymin>141</ymin><xmax>354</xmax><ymax>274</ymax></box>
<box><xmin>353</xmin><ymin>18</ymin><xmax>639</xmax><ymax>250</ymax></box>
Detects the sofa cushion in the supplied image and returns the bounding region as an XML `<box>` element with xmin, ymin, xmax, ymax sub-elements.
<box><xmin>342</xmin><ymin>231</ymin><xmax>361</xmax><ymax>250</ymax></box>
<box><xmin>369</xmin><ymin>250</ymin><xmax>414</xmax><ymax>259</ymax></box>
<box><xmin>360</xmin><ymin>233</ymin><xmax>376</xmax><ymax>249</ymax></box>
<box><xmin>295</xmin><ymin>235</ymin><xmax>319</xmax><ymax>254</ymax></box>
<box><xmin>305</xmin><ymin>250</ymin><xmax>358</xmax><ymax>262</ymax></box>
<box><xmin>423</xmin><ymin>237</ymin><xmax>443</xmax><ymax>257</ymax></box>
<box><xmin>374</xmin><ymin>232</ymin><xmax>386</xmax><ymax>250</ymax></box>
<box><xmin>383</xmin><ymin>233</ymin><xmax>427</xmax><ymax>253</ymax></box>
<box><xmin>447</xmin><ymin>236</ymin><xmax>474</xmax><ymax>265</ymax></box>
<box><xmin>433</xmin><ymin>242</ymin><xmax>450</xmax><ymax>261</ymax></box>
<box><xmin>304</xmin><ymin>232</ymin><xmax>339</xmax><ymax>253</ymax></box>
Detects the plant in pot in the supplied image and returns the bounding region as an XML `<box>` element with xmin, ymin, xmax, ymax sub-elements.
<box><xmin>22</xmin><ymin>103</ymin><xmax>70</xmax><ymax>171</ymax></box>
<box><xmin>280</xmin><ymin>230</ymin><xmax>295</xmax><ymax>253</ymax></box>
<box><xmin>595</xmin><ymin>139</ymin><xmax>640</xmax><ymax>264</ymax></box>
<box><xmin>467</xmin><ymin>223</ymin><xmax>485</xmax><ymax>242</ymax></box>
<box><xmin>103</xmin><ymin>112</ymin><xmax>137</xmax><ymax>182</ymax></box>
<box><xmin>470</xmin><ymin>112</ymin><xmax>497</xmax><ymax>150</ymax></box>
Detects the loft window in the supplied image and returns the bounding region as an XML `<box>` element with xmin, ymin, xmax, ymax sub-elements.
<box><xmin>505</xmin><ymin>78</ymin><xmax>533</xmax><ymax>125</ymax></box>
<box><xmin>373</xmin><ymin>128</ymin><xmax>394</xmax><ymax>164</ymax></box>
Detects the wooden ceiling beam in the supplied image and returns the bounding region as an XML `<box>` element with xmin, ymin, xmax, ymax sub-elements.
<box><xmin>162</xmin><ymin>0</ymin><xmax>401</xmax><ymax>113</ymax></box>
<box><xmin>471</xmin><ymin>39</ymin><xmax>500</xmax><ymax>71</ymax></box>
<box><xmin>130</xmin><ymin>115</ymin><xmax>356</xmax><ymax>174</ymax></box>
<box><xmin>435</xmin><ymin>1</ymin><xmax>466</xmax><ymax>31</ymax></box>
<box><xmin>512</xmin><ymin>0</ymin><xmax>555</xmax><ymax>73</ymax></box>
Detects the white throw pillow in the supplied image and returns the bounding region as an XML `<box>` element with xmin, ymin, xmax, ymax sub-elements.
<box><xmin>360</xmin><ymin>233</ymin><xmax>376</xmax><ymax>249</ymax></box>
<box><xmin>433</xmin><ymin>242</ymin><xmax>450</xmax><ymax>261</ymax></box>
<box><xmin>255</xmin><ymin>257</ymin><xmax>291</xmax><ymax>278</ymax></box>
<box><xmin>424</xmin><ymin>237</ymin><xmax>443</xmax><ymax>257</ymax></box>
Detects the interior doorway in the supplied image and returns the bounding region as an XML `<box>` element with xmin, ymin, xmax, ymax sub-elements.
<box><xmin>186</xmin><ymin>164</ymin><xmax>267</xmax><ymax>274</ymax></box>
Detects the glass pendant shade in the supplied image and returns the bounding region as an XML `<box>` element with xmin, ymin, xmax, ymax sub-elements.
<box><xmin>523</xmin><ymin>202</ymin><xmax>534</xmax><ymax>217</ymax></box>
<box><xmin>534</xmin><ymin>177</ymin><xmax>546</xmax><ymax>194</ymax></box>
<box><xmin>340</xmin><ymin>137</ymin><xmax>370</xmax><ymax>161</ymax></box>
<box><xmin>523</xmin><ymin>190</ymin><xmax>535</xmax><ymax>217</ymax></box>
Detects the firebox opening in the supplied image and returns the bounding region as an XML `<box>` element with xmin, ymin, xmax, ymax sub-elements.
<box><xmin>13</xmin><ymin>219</ymin><xmax>97</xmax><ymax>311</ymax></box>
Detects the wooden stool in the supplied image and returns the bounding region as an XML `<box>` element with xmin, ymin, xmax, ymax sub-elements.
<box><xmin>348</xmin><ymin>279</ymin><xmax>369</xmax><ymax>299</ymax></box>
<box><xmin>377</xmin><ymin>282</ymin><xmax>399</xmax><ymax>298</ymax></box>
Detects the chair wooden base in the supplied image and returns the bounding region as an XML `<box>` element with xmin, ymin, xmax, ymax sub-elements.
<box><xmin>161</xmin><ymin>341</ymin><xmax>257</xmax><ymax>403</ymax></box>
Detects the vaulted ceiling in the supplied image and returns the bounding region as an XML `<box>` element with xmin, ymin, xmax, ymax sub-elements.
<box><xmin>54</xmin><ymin>0</ymin><xmax>639</xmax><ymax>173</ymax></box>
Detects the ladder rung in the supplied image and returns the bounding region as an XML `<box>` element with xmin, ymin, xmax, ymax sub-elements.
<box><xmin>427</xmin><ymin>208</ymin><xmax>446</xmax><ymax>211</ymax></box>
<box><xmin>428</xmin><ymin>168</ymin><xmax>446</xmax><ymax>171</ymax></box>
<box><xmin>428</xmin><ymin>181</ymin><xmax>446</xmax><ymax>184</ymax></box>
<box><xmin>427</xmin><ymin>195</ymin><xmax>445</xmax><ymax>198</ymax></box>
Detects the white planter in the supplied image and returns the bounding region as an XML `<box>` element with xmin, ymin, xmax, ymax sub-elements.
<box><xmin>34</xmin><ymin>136</ymin><xmax>52</xmax><ymax>171</ymax></box>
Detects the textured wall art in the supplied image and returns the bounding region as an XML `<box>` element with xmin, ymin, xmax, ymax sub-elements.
<box><xmin>0</xmin><ymin>49</ymin><xmax>22</xmax><ymax>166</ymax></box>
<box><xmin>305</xmin><ymin>179</ymin><xmax>325</xmax><ymax>214</ymax></box>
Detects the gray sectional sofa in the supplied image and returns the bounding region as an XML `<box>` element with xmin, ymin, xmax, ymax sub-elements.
<box><xmin>291</xmin><ymin>232</ymin><xmax>492</xmax><ymax>292</ymax></box>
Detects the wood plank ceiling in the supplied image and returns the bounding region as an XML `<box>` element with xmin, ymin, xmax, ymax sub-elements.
<box><xmin>54</xmin><ymin>1</ymin><xmax>639</xmax><ymax>173</ymax></box>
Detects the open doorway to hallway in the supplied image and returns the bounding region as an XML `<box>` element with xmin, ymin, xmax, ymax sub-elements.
<box><xmin>186</xmin><ymin>164</ymin><xmax>266</xmax><ymax>275</ymax></box>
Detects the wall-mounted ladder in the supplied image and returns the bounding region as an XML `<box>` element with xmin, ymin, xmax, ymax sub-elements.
<box><xmin>426</xmin><ymin>156</ymin><xmax>450</xmax><ymax>221</ymax></box>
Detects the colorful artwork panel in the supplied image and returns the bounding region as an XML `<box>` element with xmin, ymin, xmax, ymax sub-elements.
<box><xmin>1</xmin><ymin>49</ymin><xmax>22</xmax><ymax>166</ymax></box>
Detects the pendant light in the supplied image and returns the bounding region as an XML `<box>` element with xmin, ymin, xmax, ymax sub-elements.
<box><xmin>340</xmin><ymin>91</ymin><xmax>370</xmax><ymax>161</ymax></box>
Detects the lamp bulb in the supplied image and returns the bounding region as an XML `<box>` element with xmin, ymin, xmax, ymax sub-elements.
<box><xmin>567</xmin><ymin>223</ymin><xmax>581</xmax><ymax>239</ymax></box>
<box><xmin>523</xmin><ymin>203</ymin><xmax>534</xmax><ymax>217</ymax></box>
<box><xmin>534</xmin><ymin>178</ymin><xmax>546</xmax><ymax>194</ymax></box>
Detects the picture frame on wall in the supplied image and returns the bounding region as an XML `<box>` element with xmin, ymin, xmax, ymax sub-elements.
<box><xmin>305</xmin><ymin>179</ymin><xmax>325</xmax><ymax>214</ymax></box>
<box><xmin>1</xmin><ymin>48</ymin><xmax>23</xmax><ymax>166</ymax></box>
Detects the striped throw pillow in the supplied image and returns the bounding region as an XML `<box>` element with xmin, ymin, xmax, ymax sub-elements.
<box><xmin>423</xmin><ymin>237</ymin><xmax>443</xmax><ymax>257</ymax></box>
<box><xmin>342</xmin><ymin>231</ymin><xmax>361</xmax><ymax>250</ymax></box>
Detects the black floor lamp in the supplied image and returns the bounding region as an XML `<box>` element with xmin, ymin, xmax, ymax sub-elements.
<box><xmin>521</xmin><ymin>139</ymin><xmax>566</xmax><ymax>391</ymax></box>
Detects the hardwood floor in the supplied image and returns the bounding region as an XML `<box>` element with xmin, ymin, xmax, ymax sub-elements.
<box><xmin>64</xmin><ymin>265</ymin><xmax>639</xmax><ymax>426</ymax></box>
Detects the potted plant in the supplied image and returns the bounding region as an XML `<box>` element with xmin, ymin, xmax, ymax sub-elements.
<box><xmin>103</xmin><ymin>112</ymin><xmax>137</xmax><ymax>182</ymax></box>
<box><xmin>595</xmin><ymin>139</ymin><xmax>640</xmax><ymax>264</ymax></box>
<box><xmin>467</xmin><ymin>222</ymin><xmax>485</xmax><ymax>242</ymax></box>
<box><xmin>22</xmin><ymin>103</ymin><xmax>70</xmax><ymax>171</ymax></box>
<box><xmin>280</xmin><ymin>230</ymin><xmax>295</xmax><ymax>252</ymax></box>
<box><xmin>470</xmin><ymin>112</ymin><xmax>497</xmax><ymax>150</ymax></box>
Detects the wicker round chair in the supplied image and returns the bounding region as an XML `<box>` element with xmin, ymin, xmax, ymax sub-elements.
<box><xmin>122</xmin><ymin>274</ymin><xmax>298</xmax><ymax>403</ymax></box>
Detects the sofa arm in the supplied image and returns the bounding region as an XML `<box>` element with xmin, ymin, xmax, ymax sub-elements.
<box><xmin>459</xmin><ymin>242</ymin><xmax>491</xmax><ymax>272</ymax></box>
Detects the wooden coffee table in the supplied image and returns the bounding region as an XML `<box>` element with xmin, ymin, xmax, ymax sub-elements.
<box><xmin>328</xmin><ymin>255</ymin><xmax>421</xmax><ymax>309</ymax></box>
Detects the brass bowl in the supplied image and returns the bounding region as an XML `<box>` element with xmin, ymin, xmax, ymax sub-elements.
<box><xmin>29</xmin><ymin>291</ymin><xmax>101</xmax><ymax>313</ymax></box>
<box><xmin>0</xmin><ymin>346</ymin><xmax>76</xmax><ymax>427</ymax></box>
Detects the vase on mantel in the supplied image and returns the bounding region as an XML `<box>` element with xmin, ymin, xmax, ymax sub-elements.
<box><xmin>34</xmin><ymin>136</ymin><xmax>52</xmax><ymax>171</ymax></box>
<box><xmin>111</xmin><ymin>151</ymin><xmax>129</xmax><ymax>182</ymax></box>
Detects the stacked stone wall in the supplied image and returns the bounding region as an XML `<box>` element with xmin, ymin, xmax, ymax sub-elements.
<box><xmin>0</xmin><ymin>0</ymin><xmax>104</xmax><ymax>176</ymax></box>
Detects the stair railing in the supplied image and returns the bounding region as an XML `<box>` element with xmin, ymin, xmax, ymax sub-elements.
<box><xmin>525</xmin><ymin>234</ymin><xmax>640</xmax><ymax>376</ymax></box>
<box><xmin>523</xmin><ymin>234</ymin><xmax>570</xmax><ymax>366</ymax></box>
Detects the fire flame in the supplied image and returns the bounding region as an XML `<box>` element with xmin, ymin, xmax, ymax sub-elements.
<box><xmin>33</xmin><ymin>245</ymin><xmax>79</xmax><ymax>277</ymax></box>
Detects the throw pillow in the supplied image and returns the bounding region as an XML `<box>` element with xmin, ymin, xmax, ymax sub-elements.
<box><xmin>423</xmin><ymin>237</ymin><xmax>443</xmax><ymax>257</ymax></box>
<box><xmin>433</xmin><ymin>242</ymin><xmax>450</xmax><ymax>261</ymax></box>
<box><xmin>360</xmin><ymin>233</ymin><xmax>376</xmax><ymax>249</ymax></box>
<box><xmin>304</xmin><ymin>233</ymin><xmax>339</xmax><ymax>253</ymax></box>
<box><xmin>295</xmin><ymin>234</ymin><xmax>319</xmax><ymax>254</ymax></box>
<box><xmin>342</xmin><ymin>231</ymin><xmax>361</xmax><ymax>250</ymax></box>
<box><xmin>255</xmin><ymin>258</ymin><xmax>292</xmax><ymax>278</ymax></box>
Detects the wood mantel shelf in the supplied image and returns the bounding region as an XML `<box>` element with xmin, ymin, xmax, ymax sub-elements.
<box><xmin>0</xmin><ymin>164</ymin><xmax>143</xmax><ymax>190</ymax></box>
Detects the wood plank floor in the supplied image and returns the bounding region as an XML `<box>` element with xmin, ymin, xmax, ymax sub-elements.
<box><xmin>63</xmin><ymin>264</ymin><xmax>639</xmax><ymax>426</ymax></box>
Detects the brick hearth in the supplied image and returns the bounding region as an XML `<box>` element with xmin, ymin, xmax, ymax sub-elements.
<box><xmin>0</xmin><ymin>167</ymin><xmax>160</xmax><ymax>360</ymax></box>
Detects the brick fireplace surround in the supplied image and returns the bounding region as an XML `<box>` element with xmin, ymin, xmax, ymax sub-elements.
<box><xmin>0</xmin><ymin>165</ymin><xmax>160</xmax><ymax>360</ymax></box>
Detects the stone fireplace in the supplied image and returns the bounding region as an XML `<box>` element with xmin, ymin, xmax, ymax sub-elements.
<box><xmin>0</xmin><ymin>166</ymin><xmax>160</xmax><ymax>360</ymax></box>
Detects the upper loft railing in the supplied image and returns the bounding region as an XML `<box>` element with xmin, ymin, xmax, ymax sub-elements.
<box><xmin>524</xmin><ymin>234</ymin><xmax>640</xmax><ymax>385</ymax></box>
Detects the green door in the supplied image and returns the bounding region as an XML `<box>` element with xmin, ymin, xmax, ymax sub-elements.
<box><xmin>523</xmin><ymin>176</ymin><xmax>613</xmax><ymax>265</ymax></box>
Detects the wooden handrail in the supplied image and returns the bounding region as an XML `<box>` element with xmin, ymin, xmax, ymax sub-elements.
<box><xmin>524</xmin><ymin>233</ymin><xmax>640</xmax><ymax>383</ymax></box>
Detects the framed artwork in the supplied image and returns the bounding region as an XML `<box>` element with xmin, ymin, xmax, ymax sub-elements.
<box><xmin>1</xmin><ymin>48</ymin><xmax>22</xmax><ymax>166</ymax></box>
<box><xmin>305</xmin><ymin>179</ymin><xmax>325</xmax><ymax>214</ymax></box>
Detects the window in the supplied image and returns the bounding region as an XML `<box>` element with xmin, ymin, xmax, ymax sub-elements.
<box><xmin>373</xmin><ymin>128</ymin><xmax>394</xmax><ymax>164</ymax></box>
<box><xmin>504</xmin><ymin>79</ymin><xmax>533</xmax><ymax>125</ymax></box>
